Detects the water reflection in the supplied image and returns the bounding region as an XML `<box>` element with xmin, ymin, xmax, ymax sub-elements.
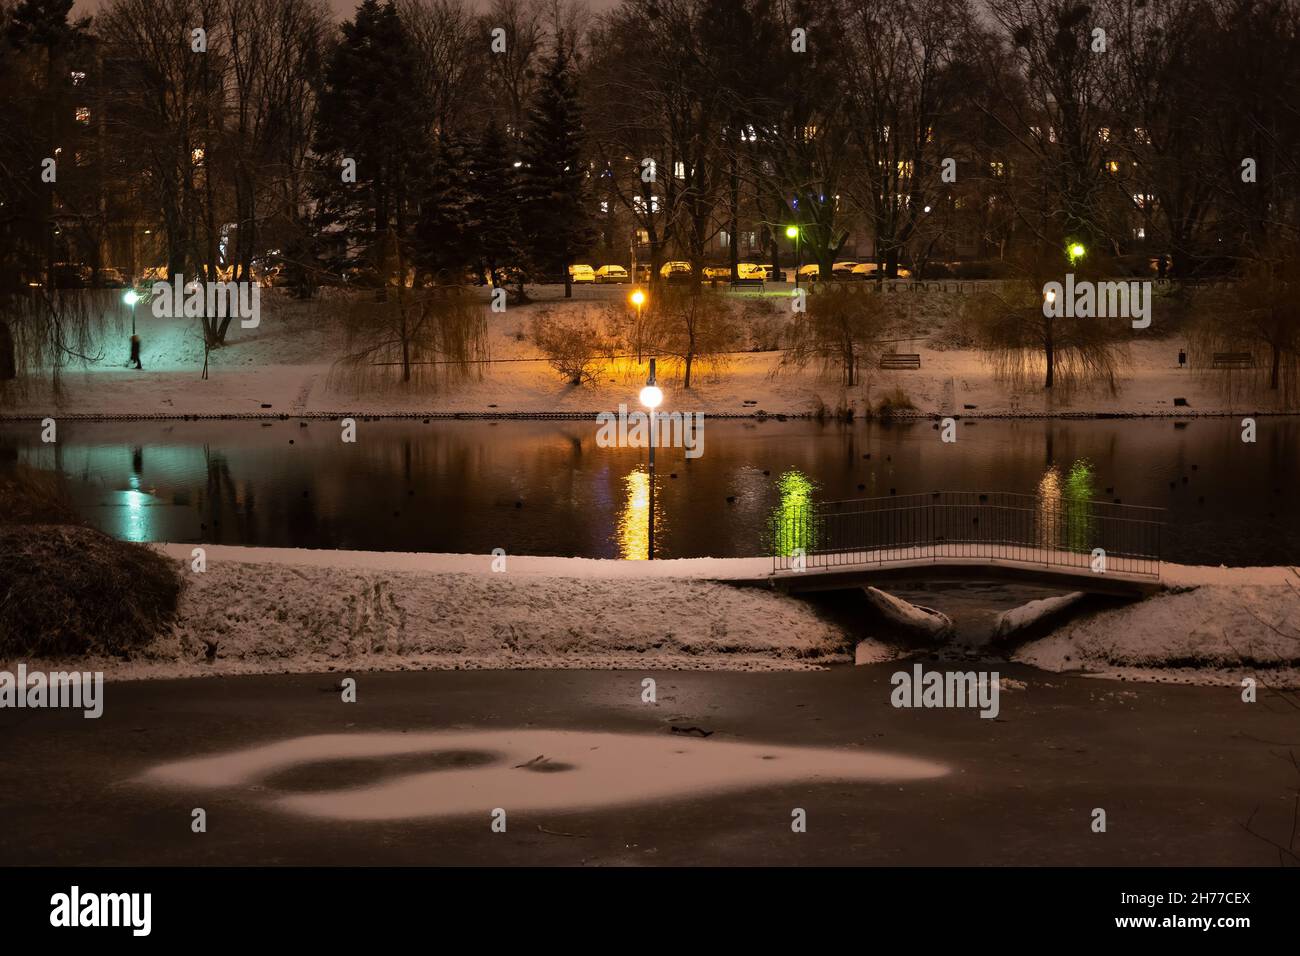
<box><xmin>3</xmin><ymin>418</ymin><xmax>1299</xmax><ymax>565</ymax></box>
<box><xmin>1036</xmin><ymin>459</ymin><xmax>1098</xmax><ymax>553</ymax></box>
<box><xmin>616</xmin><ymin>467</ymin><xmax>660</xmax><ymax>560</ymax></box>
<box><xmin>771</xmin><ymin>469</ymin><xmax>817</xmax><ymax>557</ymax></box>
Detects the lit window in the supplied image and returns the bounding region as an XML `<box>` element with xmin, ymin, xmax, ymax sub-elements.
<box><xmin>600</xmin><ymin>201</ymin><xmax>609</xmax><ymax>214</ymax></box>
<box><xmin>192</xmin><ymin>147</ymin><xmax>205</xmax><ymax>165</ymax></box>
<box><xmin>75</xmin><ymin>107</ymin><xmax>90</xmax><ymax>123</ymax></box>
<box><xmin>1098</xmin><ymin>127</ymin><xmax>1110</xmax><ymax>142</ymax></box>
<box><xmin>989</xmin><ymin>161</ymin><xmax>1004</xmax><ymax>177</ymax></box>
<box><xmin>1106</xmin><ymin>161</ymin><xmax>1119</xmax><ymax>173</ymax></box>
<box><xmin>71</xmin><ymin>71</ymin><xmax>86</xmax><ymax>86</ymax></box>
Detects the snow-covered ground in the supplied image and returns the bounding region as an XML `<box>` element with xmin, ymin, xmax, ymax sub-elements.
<box><xmin>6</xmin><ymin>543</ymin><xmax>1296</xmax><ymax>686</ymax></box>
<box><xmin>3</xmin><ymin>286</ymin><xmax>1295</xmax><ymax>419</ymax></box>
<box><xmin>20</xmin><ymin>544</ymin><xmax>859</xmax><ymax>680</ymax></box>
<box><xmin>1014</xmin><ymin>576</ymin><xmax>1300</xmax><ymax>687</ymax></box>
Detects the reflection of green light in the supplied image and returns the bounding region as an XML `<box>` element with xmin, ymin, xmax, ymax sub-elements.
<box><xmin>121</xmin><ymin>488</ymin><xmax>150</xmax><ymax>542</ymax></box>
<box><xmin>1064</xmin><ymin>459</ymin><xmax>1094</xmax><ymax>501</ymax></box>
<box><xmin>771</xmin><ymin>469</ymin><xmax>816</xmax><ymax>556</ymax></box>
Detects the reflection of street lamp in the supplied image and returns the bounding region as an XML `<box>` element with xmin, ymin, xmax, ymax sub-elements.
<box><xmin>123</xmin><ymin>288</ymin><xmax>141</xmax><ymax>334</ymax></box>
<box><xmin>786</xmin><ymin>225</ymin><xmax>800</xmax><ymax>289</ymax></box>
<box><xmin>630</xmin><ymin>288</ymin><xmax>647</xmax><ymax>363</ymax></box>
<box><xmin>640</xmin><ymin>357</ymin><xmax>663</xmax><ymax>560</ymax></box>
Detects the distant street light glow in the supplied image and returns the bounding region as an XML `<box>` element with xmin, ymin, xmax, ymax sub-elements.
<box><xmin>123</xmin><ymin>289</ymin><xmax>141</xmax><ymax>306</ymax></box>
<box><xmin>785</xmin><ymin>225</ymin><xmax>799</xmax><ymax>239</ymax></box>
<box><xmin>639</xmin><ymin>384</ymin><xmax>663</xmax><ymax>409</ymax></box>
<box><xmin>630</xmin><ymin>289</ymin><xmax>646</xmax><ymax>307</ymax></box>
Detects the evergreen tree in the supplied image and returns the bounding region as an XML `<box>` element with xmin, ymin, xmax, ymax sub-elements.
<box><xmin>517</xmin><ymin>43</ymin><xmax>594</xmax><ymax>299</ymax></box>
<box><xmin>469</xmin><ymin>118</ymin><xmax>522</xmax><ymax>289</ymax></box>
<box><xmin>414</xmin><ymin>132</ymin><xmax>477</xmax><ymax>284</ymax></box>
<box><xmin>312</xmin><ymin>0</ymin><xmax>431</xmax><ymax>275</ymax></box>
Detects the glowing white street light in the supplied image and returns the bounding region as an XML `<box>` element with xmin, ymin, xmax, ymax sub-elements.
<box><xmin>642</xmin><ymin>358</ymin><xmax>661</xmax><ymax>559</ymax></box>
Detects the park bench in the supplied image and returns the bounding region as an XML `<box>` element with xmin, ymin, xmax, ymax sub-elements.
<box><xmin>1211</xmin><ymin>352</ymin><xmax>1255</xmax><ymax>369</ymax></box>
<box><xmin>879</xmin><ymin>352</ymin><xmax>921</xmax><ymax>370</ymax></box>
<box><xmin>730</xmin><ymin>277</ymin><xmax>765</xmax><ymax>290</ymax></box>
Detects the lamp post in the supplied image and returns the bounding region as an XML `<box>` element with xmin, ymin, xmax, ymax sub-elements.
<box><xmin>786</xmin><ymin>224</ymin><xmax>800</xmax><ymax>289</ymax></box>
<box><xmin>630</xmin><ymin>288</ymin><xmax>646</xmax><ymax>363</ymax></box>
<box><xmin>639</xmin><ymin>357</ymin><xmax>663</xmax><ymax>560</ymax></box>
<box><xmin>1067</xmin><ymin>242</ymin><xmax>1086</xmax><ymax>266</ymax></box>
<box><xmin>123</xmin><ymin>288</ymin><xmax>141</xmax><ymax>335</ymax></box>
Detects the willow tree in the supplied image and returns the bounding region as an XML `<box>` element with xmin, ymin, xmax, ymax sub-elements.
<box><xmin>1191</xmin><ymin>249</ymin><xmax>1300</xmax><ymax>403</ymax></box>
<box><xmin>331</xmin><ymin>230</ymin><xmax>488</xmax><ymax>392</ymax></box>
<box><xmin>963</xmin><ymin>249</ymin><xmax>1128</xmax><ymax>391</ymax></box>
<box><xmin>781</xmin><ymin>283</ymin><xmax>893</xmax><ymax>387</ymax></box>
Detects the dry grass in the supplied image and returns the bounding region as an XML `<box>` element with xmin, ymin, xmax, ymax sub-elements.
<box><xmin>0</xmin><ymin>465</ymin><xmax>180</xmax><ymax>656</ymax></box>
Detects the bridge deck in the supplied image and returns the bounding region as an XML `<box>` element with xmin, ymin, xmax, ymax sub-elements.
<box><xmin>751</xmin><ymin>545</ymin><xmax>1163</xmax><ymax>597</ymax></box>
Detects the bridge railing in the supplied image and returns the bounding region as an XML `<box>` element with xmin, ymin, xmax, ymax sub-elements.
<box><xmin>770</xmin><ymin>491</ymin><xmax>1164</xmax><ymax>577</ymax></box>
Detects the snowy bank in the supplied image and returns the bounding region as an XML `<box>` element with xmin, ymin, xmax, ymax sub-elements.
<box><xmin>4</xmin><ymin>288</ymin><xmax>1298</xmax><ymax>419</ymax></box>
<box><xmin>1</xmin><ymin>545</ymin><xmax>879</xmax><ymax>680</ymax></box>
<box><xmin>1014</xmin><ymin>578</ymin><xmax>1300</xmax><ymax>687</ymax></box>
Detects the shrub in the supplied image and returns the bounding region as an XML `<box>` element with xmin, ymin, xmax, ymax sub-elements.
<box><xmin>532</xmin><ymin>308</ymin><xmax>615</xmax><ymax>385</ymax></box>
<box><xmin>0</xmin><ymin>524</ymin><xmax>180</xmax><ymax>657</ymax></box>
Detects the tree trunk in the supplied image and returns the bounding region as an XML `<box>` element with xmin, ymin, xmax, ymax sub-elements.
<box><xmin>1270</xmin><ymin>343</ymin><xmax>1281</xmax><ymax>390</ymax></box>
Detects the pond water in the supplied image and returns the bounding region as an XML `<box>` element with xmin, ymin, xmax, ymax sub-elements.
<box><xmin>2</xmin><ymin>416</ymin><xmax>1298</xmax><ymax>566</ymax></box>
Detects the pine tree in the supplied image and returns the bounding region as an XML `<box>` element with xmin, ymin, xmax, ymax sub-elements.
<box><xmin>517</xmin><ymin>43</ymin><xmax>594</xmax><ymax>299</ymax></box>
<box><xmin>312</xmin><ymin>0</ymin><xmax>431</xmax><ymax>275</ymax></box>
<box><xmin>469</xmin><ymin>118</ymin><xmax>522</xmax><ymax>289</ymax></box>
<box><xmin>414</xmin><ymin>133</ymin><xmax>477</xmax><ymax>284</ymax></box>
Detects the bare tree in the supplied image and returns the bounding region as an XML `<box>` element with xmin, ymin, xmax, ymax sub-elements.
<box><xmin>963</xmin><ymin>248</ymin><xmax>1128</xmax><ymax>390</ymax></box>
<box><xmin>645</xmin><ymin>286</ymin><xmax>738</xmax><ymax>388</ymax></box>
<box><xmin>781</xmin><ymin>283</ymin><xmax>892</xmax><ymax>387</ymax></box>
<box><xmin>333</xmin><ymin>229</ymin><xmax>488</xmax><ymax>390</ymax></box>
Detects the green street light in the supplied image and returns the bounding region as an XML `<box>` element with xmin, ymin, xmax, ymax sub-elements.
<box><xmin>122</xmin><ymin>289</ymin><xmax>141</xmax><ymax>306</ymax></box>
<box><xmin>1068</xmin><ymin>242</ymin><xmax>1086</xmax><ymax>264</ymax></box>
<box><xmin>785</xmin><ymin>225</ymin><xmax>799</xmax><ymax>239</ymax></box>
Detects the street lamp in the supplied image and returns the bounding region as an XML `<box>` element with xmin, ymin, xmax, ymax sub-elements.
<box><xmin>1067</xmin><ymin>242</ymin><xmax>1087</xmax><ymax>265</ymax></box>
<box><xmin>786</xmin><ymin>225</ymin><xmax>801</xmax><ymax>289</ymax></box>
<box><xmin>122</xmin><ymin>288</ymin><xmax>141</xmax><ymax>334</ymax></box>
<box><xmin>640</xmin><ymin>357</ymin><xmax>663</xmax><ymax>560</ymax></box>
<box><xmin>630</xmin><ymin>288</ymin><xmax>647</xmax><ymax>363</ymax></box>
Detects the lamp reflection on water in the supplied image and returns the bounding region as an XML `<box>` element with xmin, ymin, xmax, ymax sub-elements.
<box><xmin>617</xmin><ymin>468</ymin><xmax>661</xmax><ymax>560</ymax></box>
<box><xmin>1036</xmin><ymin>459</ymin><xmax>1097</xmax><ymax>552</ymax></box>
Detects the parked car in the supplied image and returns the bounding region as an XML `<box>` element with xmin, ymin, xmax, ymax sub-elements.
<box><xmin>595</xmin><ymin>264</ymin><xmax>630</xmax><ymax>283</ymax></box>
<box><xmin>568</xmin><ymin>263</ymin><xmax>596</xmax><ymax>283</ymax></box>
<box><xmin>851</xmin><ymin>263</ymin><xmax>912</xmax><ymax>279</ymax></box>
<box><xmin>95</xmin><ymin>267</ymin><xmax>128</xmax><ymax>288</ymax></box>
<box><xmin>659</xmin><ymin>260</ymin><xmax>692</xmax><ymax>279</ymax></box>
<box><xmin>797</xmin><ymin>263</ymin><xmax>822</xmax><ymax>280</ymax></box>
<box><xmin>736</xmin><ymin>262</ymin><xmax>766</xmax><ymax>281</ymax></box>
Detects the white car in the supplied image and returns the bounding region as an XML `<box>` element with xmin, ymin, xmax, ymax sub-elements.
<box><xmin>736</xmin><ymin>262</ymin><xmax>767</xmax><ymax>280</ymax></box>
<box><xmin>594</xmin><ymin>265</ymin><xmax>629</xmax><ymax>283</ymax></box>
<box><xmin>851</xmin><ymin>262</ymin><xmax>912</xmax><ymax>279</ymax></box>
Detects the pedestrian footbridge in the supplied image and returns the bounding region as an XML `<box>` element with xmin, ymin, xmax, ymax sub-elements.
<box><xmin>760</xmin><ymin>491</ymin><xmax>1165</xmax><ymax>598</ymax></box>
